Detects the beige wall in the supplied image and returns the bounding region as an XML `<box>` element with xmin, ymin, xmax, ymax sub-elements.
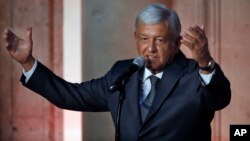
<box><xmin>220</xmin><ymin>0</ymin><xmax>250</xmax><ymax>140</ymax></box>
<box><xmin>0</xmin><ymin>0</ymin><xmax>63</xmax><ymax>141</ymax></box>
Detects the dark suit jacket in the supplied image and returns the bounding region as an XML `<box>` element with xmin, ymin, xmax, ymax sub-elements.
<box><xmin>21</xmin><ymin>51</ymin><xmax>231</xmax><ymax>141</ymax></box>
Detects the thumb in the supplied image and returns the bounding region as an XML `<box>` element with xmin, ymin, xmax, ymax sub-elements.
<box><xmin>201</xmin><ymin>25</ymin><xmax>205</xmax><ymax>33</ymax></box>
<box><xmin>25</xmin><ymin>27</ymin><xmax>32</xmax><ymax>41</ymax></box>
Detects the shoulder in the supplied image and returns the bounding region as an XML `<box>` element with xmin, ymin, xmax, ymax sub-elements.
<box><xmin>110</xmin><ymin>59</ymin><xmax>134</xmax><ymax>74</ymax></box>
<box><xmin>102</xmin><ymin>58</ymin><xmax>134</xmax><ymax>87</ymax></box>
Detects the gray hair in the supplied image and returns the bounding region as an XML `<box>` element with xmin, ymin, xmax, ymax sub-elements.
<box><xmin>135</xmin><ymin>3</ymin><xmax>181</xmax><ymax>40</ymax></box>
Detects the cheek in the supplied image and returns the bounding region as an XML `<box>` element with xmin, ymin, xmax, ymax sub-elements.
<box><xmin>158</xmin><ymin>47</ymin><xmax>172</xmax><ymax>62</ymax></box>
<box><xmin>137</xmin><ymin>44</ymin><xmax>148</xmax><ymax>55</ymax></box>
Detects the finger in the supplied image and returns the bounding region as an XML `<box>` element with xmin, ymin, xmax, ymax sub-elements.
<box><xmin>3</xmin><ymin>29</ymin><xmax>9</xmax><ymax>46</ymax></box>
<box><xmin>181</xmin><ymin>32</ymin><xmax>196</xmax><ymax>42</ymax></box>
<box><xmin>189</xmin><ymin>25</ymin><xmax>204</xmax><ymax>39</ymax></box>
<box><xmin>3</xmin><ymin>28</ymin><xmax>10</xmax><ymax>40</ymax></box>
<box><xmin>6</xmin><ymin>43</ymin><xmax>11</xmax><ymax>50</ymax></box>
<box><xmin>3</xmin><ymin>29</ymin><xmax>15</xmax><ymax>51</ymax></box>
<box><xmin>189</xmin><ymin>25</ymin><xmax>206</xmax><ymax>42</ymax></box>
<box><xmin>5</xmin><ymin>42</ymin><xmax>14</xmax><ymax>52</ymax></box>
<box><xmin>5</xmin><ymin>28</ymin><xmax>16</xmax><ymax>37</ymax></box>
<box><xmin>187</xmin><ymin>26</ymin><xmax>199</xmax><ymax>38</ymax></box>
<box><xmin>4</xmin><ymin>28</ymin><xmax>9</xmax><ymax>35</ymax></box>
<box><xmin>26</xmin><ymin>27</ymin><xmax>32</xmax><ymax>41</ymax></box>
<box><xmin>3</xmin><ymin>33</ymin><xmax>7</xmax><ymax>40</ymax></box>
<box><xmin>181</xmin><ymin>32</ymin><xmax>201</xmax><ymax>48</ymax></box>
<box><xmin>194</xmin><ymin>25</ymin><xmax>208</xmax><ymax>44</ymax></box>
<box><xmin>4</xmin><ymin>29</ymin><xmax>17</xmax><ymax>43</ymax></box>
<box><xmin>194</xmin><ymin>25</ymin><xmax>204</xmax><ymax>36</ymax></box>
<box><xmin>201</xmin><ymin>25</ymin><xmax>205</xmax><ymax>33</ymax></box>
<box><xmin>181</xmin><ymin>39</ymin><xmax>194</xmax><ymax>50</ymax></box>
<box><xmin>192</xmin><ymin>25</ymin><xmax>206</xmax><ymax>40</ymax></box>
<box><xmin>189</xmin><ymin>25</ymin><xmax>207</xmax><ymax>46</ymax></box>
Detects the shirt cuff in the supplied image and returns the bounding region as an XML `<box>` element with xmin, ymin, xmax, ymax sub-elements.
<box><xmin>22</xmin><ymin>60</ymin><xmax>38</xmax><ymax>83</ymax></box>
<box><xmin>199</xmin><ymin>69</ymin><xmax>216</xmax><ymax>85</ymax></box>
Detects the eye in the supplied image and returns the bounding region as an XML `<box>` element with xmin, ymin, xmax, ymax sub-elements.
<box><xmin>156</xmin><ymin>38</ymin><xmax>166</xmax><ymax>45</ymax></box>
<box><xmin>139</xmin><ymin>37</ymin><xmax>148</xmax><ymax>42</ymax></box>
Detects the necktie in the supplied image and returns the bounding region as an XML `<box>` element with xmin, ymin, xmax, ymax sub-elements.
<box><xmin>140</xmin><ymin>75</ymin><xmax>159</xmax><ymax>122</ymax></box>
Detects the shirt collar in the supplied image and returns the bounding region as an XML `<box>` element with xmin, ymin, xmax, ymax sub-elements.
<box><xmin>142</xmin><ymin>67</ymin><xmax>163</xmax><ymax>82</ymax></box>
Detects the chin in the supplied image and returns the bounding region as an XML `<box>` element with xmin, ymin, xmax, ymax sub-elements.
<box><xmin>146</xmin><ymin>65</ymin><xmax>163</xmax><ymax>74</ymax></box>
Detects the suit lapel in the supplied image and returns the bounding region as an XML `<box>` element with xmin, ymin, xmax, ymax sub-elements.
<box><xmin>124</xmin><ymin>69</ymin><xmax>142</xmax><ymax>125</ymax></box>
<box><xmin>142</xmin><ymin>52</ymin><xmax>188</xmax><ymax>124</ymax></box>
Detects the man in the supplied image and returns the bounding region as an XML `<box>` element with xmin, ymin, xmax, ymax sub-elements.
<box><xmin>3</xmin><ymin>3</ymin><xmax>230</xmax><ymax>141</ymax></box>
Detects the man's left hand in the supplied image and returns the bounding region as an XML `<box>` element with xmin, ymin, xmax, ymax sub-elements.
<box><xmin>180</xmin><ymin>25</ymin><xmax>211</xmax><ymax>68</ymax></box>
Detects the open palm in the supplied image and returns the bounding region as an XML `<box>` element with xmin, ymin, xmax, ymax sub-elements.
<box><xmin>4</xmin><ymin>27</ymin><xmax>34</xmax><ymax>66</ymax></box>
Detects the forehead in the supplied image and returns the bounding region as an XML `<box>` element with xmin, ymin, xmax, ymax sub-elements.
<box><xmin>136</xmin><ymin>22</ymin><xmax>170</xmax><ymax>37</ymax></box>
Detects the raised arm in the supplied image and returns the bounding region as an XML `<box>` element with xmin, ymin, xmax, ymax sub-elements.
<box><xmin>181</xmin><ymin>25</ymin><xmax>231</xmax><ymax>111</ymax></box>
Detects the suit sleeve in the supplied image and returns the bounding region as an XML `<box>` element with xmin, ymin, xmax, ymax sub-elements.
<box><xmin>20</xmin><ymin>61</ymin><xmax>117</xmax><ymax>112</ymax></box>
<box><xmin>200</xmin><ymin>64</ymin><xmax>231</xmax><ymax>111</ymax></box>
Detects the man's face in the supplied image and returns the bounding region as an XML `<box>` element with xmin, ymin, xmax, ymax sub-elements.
<box><xmin>134</xmin><ymin>22</ymin><xmax>179</xmax><ymax>74</ymax></box>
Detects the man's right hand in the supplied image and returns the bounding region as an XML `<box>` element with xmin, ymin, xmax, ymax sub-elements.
<box><xmin>3</xmin><ymin>27</ymin><xmax>35</xmax><ymax>71</ymax></box>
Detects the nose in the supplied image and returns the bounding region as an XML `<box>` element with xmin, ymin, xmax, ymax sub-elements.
<box><xmin>148</xmin><ymin>39</ymin><xmax>157</xmax><ymax>52</ymax></box>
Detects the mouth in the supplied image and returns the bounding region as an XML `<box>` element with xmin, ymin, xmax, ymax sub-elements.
<box><xmin>146</xmin><ymin>55</ymin><xmax>157</xmax><ymax>62</ymax></box>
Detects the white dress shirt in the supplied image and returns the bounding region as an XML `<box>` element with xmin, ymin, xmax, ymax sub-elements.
<box><xmin>23</xmin><ymin>60</ymin><xmax>38</xmax><ymax>83</ymax></box>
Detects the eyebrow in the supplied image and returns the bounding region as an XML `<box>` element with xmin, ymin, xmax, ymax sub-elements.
<box><xmin>138</xmin><ymin>34</ymin><xmax>167</xmax><ymax>39</ymax></box>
